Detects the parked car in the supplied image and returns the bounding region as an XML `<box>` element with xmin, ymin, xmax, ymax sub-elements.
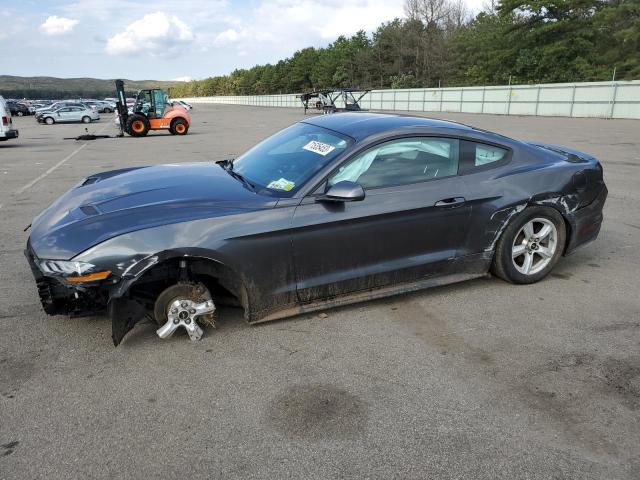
<box><xmin>35</xmin><ymin>102</ymin><xmax>89</xmax><ymax>120</ymax></box>
<box><xmin>99</xmin><ymin>101</ymin><xmax>116</xmax><ymax>113</ymax></box>
<box><xmin>82</xmin><ymin>100</ymin><xmax>114</xmax><ymax>114</ymax></box>
<box><xmin>0</xmin><ymin>96</ymin><xmax>19</xmax><ymax>141</ymax></box>
<box><xmin>6</xmin><ymin>101</ymin><xmax>30</xmax><ymax>116</ymax></box>
<box><xmin>35</xmin><ymin>101</ymin><xmax>72</xmax><ymax>114</ymax></box>
<box><xmin>173</xmin><ymin>100</ymin><xmax>192</xmax><ymax>110</ymax></box>
<box><xmin>37</xmin><ymin>105</ymin><xmax>100</xmax><ymax>124</ymax></box>
<box><xmin>25</xmin><ymin>113</ymin><xmax>607</xmax><ymax>346</ymax></box>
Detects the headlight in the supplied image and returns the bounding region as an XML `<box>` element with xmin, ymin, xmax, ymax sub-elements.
<box><xmin>40</xmin><ymin>260</ymin><xmax>95</xmax><ymax>275</ymax></box>
<box><xmin>39</xmin><ymin>260</ymin><xmax>111</xmax><ymax>283</ymax></box>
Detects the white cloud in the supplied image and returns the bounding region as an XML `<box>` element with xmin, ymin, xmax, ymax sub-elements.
<box><xmin>172</xmin><ymin>76</ymin><xmax>194</xmax><ymax>82</ymax></box>
<box><xmin>208</xmin><ymin>0</ymin><xmax>405</xmax><ymax>56</ymax></box>
<box><xmin>105</xmin><ymin>12</ymin><xmax>194</xmax><ymax>56</ymax></box>
<box><xmin>39</xmin><ymin>15</ymin><xmax>79</xmax><ymax>35</ymax></box>
<box><xmin>214</xmin><ymin>28</ymin><xmax>239</xmax><ymax>46</ymax></box>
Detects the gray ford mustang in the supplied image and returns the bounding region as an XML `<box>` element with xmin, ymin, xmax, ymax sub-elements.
<box><xmin>25</xmin><ymin>113</ymin><xmax>607</xmax><ymax>346</ymax></box>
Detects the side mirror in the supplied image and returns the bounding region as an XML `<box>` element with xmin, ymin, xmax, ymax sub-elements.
<box><xmin>317</xmin><ymin>181</ymin><xmax>365</xmax><ymax>203</ymax></box>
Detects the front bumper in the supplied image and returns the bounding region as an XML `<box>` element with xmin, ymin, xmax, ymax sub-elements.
<box><xmin>565</xmin><ymin>184</ymin><xmax>608</xmax><ymax>254</ymax></box>
<box><xmin>24</xmin><ymin>242</ymin><xmax>108</xmax><ymax>316</ymax></box>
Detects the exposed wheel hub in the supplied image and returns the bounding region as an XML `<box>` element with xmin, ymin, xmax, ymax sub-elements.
<box><xmin>156</xmin><ymin>297</ymin><xmax>215</xmax><ymax>341</ymax></box>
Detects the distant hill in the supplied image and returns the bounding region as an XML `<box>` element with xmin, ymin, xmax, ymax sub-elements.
<box><xmin>0</xmin><ymin>76</ymin><xmax>183</xmax><ymax>100</ymax></box>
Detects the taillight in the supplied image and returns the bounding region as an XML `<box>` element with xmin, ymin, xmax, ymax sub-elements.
<box><xmin>2</xmin><ymin>116</ymin><xmax>8</xmax><ymax>126</ymax></box>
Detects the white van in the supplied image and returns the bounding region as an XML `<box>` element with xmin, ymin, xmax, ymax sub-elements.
<box><xmin>0</xmin><ymin>96</ymin><xmax>19</xmax><ymax>142</ymax></box>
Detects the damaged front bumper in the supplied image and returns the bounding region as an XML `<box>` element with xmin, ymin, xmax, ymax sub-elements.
<box><xmin>24</xmin><ymin>243</ymin><xmax>185</xmax><ymax>346</ymax></box>
<box><xmin>25</xmin><ymin>242</ymin><xmax>145</xmax><ymax>346</ymax></box>
<box><xmin>24</xmin><ymin>242</ymin><xmax>110</xmax><ymax>316</ymax></box>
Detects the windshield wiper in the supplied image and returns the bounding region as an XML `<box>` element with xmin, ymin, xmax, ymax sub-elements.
<box><xmin>215</xmin><ymin>158</ymin><xmax>234</xmax><ymax>169</ymax></box>
<box><xmin>216</xmin><ymin>159</ymin><xmax>256</xmax><ymax>192</ymax></box>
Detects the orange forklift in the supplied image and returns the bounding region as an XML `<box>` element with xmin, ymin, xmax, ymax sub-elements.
<box><xmin>115</xmin><ymin>79</ymin><xmax>191</xmax><ymax>137</ymax></box>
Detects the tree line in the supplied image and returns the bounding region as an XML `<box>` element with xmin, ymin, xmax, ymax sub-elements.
<box><xmin>0</xmin><ymin>76</ymin><xmax>179</xmax><ymax>100</ymax></box>
<box><xmin>168</xmin><ymin>0</ymin><xmax>639</xmax><ymax>98</ymax></box>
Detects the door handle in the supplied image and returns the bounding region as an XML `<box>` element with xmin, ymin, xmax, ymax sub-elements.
<box><xmin>434</xmin><ymin>197</ymin><xmax>466</xmax><ymax>208</ymax></box>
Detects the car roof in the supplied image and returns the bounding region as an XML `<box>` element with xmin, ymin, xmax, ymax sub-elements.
<box><xmin>302</xmin><ymin>112</ymin><xmax>475</xmax><ymax>141</ymax></box>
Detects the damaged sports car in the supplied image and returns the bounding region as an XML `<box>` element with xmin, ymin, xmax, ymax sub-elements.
<box><xmin>25</xmin><ymin>113</ymin><xmax>607</xmax><ymax>346</ymax></box>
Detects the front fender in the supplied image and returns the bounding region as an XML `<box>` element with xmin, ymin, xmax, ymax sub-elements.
<box><xmin>109</xmin><ymin>248</ymin><xmax>234</xmax><ymax>298</ymax></box>
<box><xmin>107</xmin><ymin>249</ymin><xmax>244</xmax><ymax>346</ymax></box>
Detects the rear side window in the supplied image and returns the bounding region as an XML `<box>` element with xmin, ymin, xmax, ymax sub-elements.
<box><xmin>328</xmin><ymin>137</ymin><xmax>460</xmax><ymax>189</ymax></box>
<box><xmin>475</xmin><ymin>144</ymin><xmax>507</xmax><ymax>166</ymax></box>
<box><xmin>460</xmin><ymin>140</ymin><xmax>510</xmax><ymax>173</ymax></box>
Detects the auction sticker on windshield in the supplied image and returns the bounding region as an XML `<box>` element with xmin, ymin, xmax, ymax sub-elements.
<box><xmin>303</xmin><ymin>140</ymin><xmax>336</xmax><ymax>156</ymax></box>
<box><xmin>267</xmin><ymin>178</ymin><xmax>296</xmax><ymax>191</ymax></box>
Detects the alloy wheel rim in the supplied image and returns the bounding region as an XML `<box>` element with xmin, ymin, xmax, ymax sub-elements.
<box><xmin>511</xmin><ymin>217</ymin><xmax>557</xmax><ymax>275</ymax></box>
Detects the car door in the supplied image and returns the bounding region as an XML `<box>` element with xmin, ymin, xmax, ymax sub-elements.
<box><xmin>55</xmin><ymin>107</ymin><xmax>70</xmax><ymax>122</ymax></box>
<box><xmin>70</xmin><ymin>107</ymin><xmax>84</xmax><ymax>122</ymax></box>
<box><xmin>291</xmin><ymin>136</ymin><xmax>472</xmax><ymax>303</ymax></box>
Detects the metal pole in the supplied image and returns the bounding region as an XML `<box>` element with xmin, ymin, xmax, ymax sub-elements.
<box><xmin>481</xmin><ymin>87</ymin><xmax>486</xmax><ymax>114</ymax></box>
<box><xmin>569</xmin><ymin>84</ymin><xmax>577</xmax><ymax>117</ymax></box>
<box><xmin>422</xmin><ymin>88</ymin><xmax>426</xmax><ymax>112</ymax></box>
<box><xmin>506</xmin><ymin>75</ymin><xmax>512</xmax><ymax>115</ymax></box>
<box><xmin>608</xmin><ymin>67</ymin><xmax>618</xmax><ymax>119</ymax></box>
<box><xmin>609</xmin><ymin>83</ymin><xmax>618</xmax><ymax>119</ymax></box>
<box><xmin>534</xmin><ymin>85</ymin><xmax>541</xmax><ymax>116</ymax></box>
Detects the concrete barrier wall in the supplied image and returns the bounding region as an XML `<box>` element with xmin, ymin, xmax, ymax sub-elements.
<box><xmin>180</xmin><ymin>80</ymin><xmax>640</xmax><ymax>119</ymax></box>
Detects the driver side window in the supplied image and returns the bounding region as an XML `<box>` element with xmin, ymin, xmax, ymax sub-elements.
<box><xmin>328</xmin><ymin>137</ymin><xmax>459</xmax><ymax>189</ymax></box>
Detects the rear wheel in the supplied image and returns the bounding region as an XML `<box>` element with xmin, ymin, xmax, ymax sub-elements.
<box><xmin>44</xmin><ymin>117</ymin><xmax>55</xmax><ymax>125</ymax></box>
<box><xmin>103</xmin><ymin>108</ymin><xmax>112</xmax><ymax>113</ymax></box>
<box><xmin>126</xmin><ymin>114</ymin><xmax>150</xmax><ymax>137</ymax></box>
<box><xmin>82</xmin><ymin>116</ymin><xmax>91</xmax><ymax>123</ymax></box>
<box><xmin>170</xmin><ymin>118</ymin><xmax>189</xmax><ymax>135</ymax></box>
<box><xmin>492</xmin><ymin>206</ymin><xmax>566</xmax><ymax>284</ymax></box>
<box><xmin>17</xmin><ymin>111</ymin><xmax>24</xmax><ymax>117</ymax></box>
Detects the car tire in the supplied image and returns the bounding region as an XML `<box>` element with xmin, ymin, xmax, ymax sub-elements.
<box><xmin>44</xmin><ymin>117</ymin><xmax>55</xmax><ymax>125</ymax></box>
<box><xmin>170</xmin><ymin>118</ymin><xmax>189</xmax><ymax>135</ymax></box>
<box><xmin>126</xmin><ymin>114</ymin><xmax>150</xmax><ymax>137</ymax></box>
<box><xmin>491</xmin><ymin>206</ymin><xmax>566</xmax><ymax>284</ymax></box>
<box><xmin>82</xmin><ymin>116</ymin><xmax>91</xmax><ymax>123</ymax></box>
<box><xmin>104</xmin><ymin>108</ymin><xmax>112</xmax><ymax>114</ymax></box>
<box><xmin>17</xmin><ymin>111</ymin><xmax>24</xmax><ymax>116</ymax></box>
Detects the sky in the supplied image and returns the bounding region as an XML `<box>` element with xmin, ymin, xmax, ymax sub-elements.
<box><xmin>1</xmin><ymin>0</ymin><xmax>487</xmax><ymax>81</ymax></box>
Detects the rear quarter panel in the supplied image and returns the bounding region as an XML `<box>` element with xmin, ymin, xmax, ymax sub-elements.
<box><xmin>458</xmin><ymin>140</ymin><xmax>599</xmax><ymax>256</ymax></box>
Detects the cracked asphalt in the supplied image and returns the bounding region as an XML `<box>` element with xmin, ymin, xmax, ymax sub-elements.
<box><xmin>1</xmin><ymin>106</ymin><xmax>639</xmax><ymax>479</ymax></box>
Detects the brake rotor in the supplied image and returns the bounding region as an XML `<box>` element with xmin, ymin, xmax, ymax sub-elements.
<box><xmin>154</xmin><ymin>282</ymin><xmax>217</xmax><ymax>341</ymax></box>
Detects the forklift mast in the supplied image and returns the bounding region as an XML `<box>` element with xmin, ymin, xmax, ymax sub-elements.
<box><xmin>115</xmin><ymin>79</ymin><xmax>128</xmax><ymax>136</ymax></box>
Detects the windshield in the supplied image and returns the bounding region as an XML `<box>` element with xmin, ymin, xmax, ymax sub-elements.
<box><xmin>232</xmin><ymin>122</ymin><xmax>352</xmax><ymax>196</ymax></box>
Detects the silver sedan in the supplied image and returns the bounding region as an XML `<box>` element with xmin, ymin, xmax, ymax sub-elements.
<box><xmin>38</xmin><ymin>106</ymin><xmax>100</xmax><ymax>125</ymax></box>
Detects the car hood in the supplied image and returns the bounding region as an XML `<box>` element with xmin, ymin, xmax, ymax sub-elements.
<box><xmin>29</xmin><ymin>162</ymin><xmax>276</xmax><ymax>259</ymax></box>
